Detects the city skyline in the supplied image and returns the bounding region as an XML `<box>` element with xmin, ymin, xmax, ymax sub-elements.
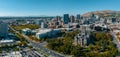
<box><xmin>0</xmin><ymin>0</ymin><xmax>120</xmax><ymax>56</ymax></box>
<box><xmin>0</xmin><ymin>0</ymin><xmax>120</xmax><ymax>16</ymax></box>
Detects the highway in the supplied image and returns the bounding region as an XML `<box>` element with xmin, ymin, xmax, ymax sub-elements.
<box><xmin>9</xmin><ymin>25</ymin><xmax>65</xmax><ymax>57</ymax></box>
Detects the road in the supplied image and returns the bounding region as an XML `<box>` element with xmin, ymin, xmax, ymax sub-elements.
<box><xmin>23</xmin><ymin>49</ymin><xmax>44</xmax><ymax>57</ymax></box>
<box><xmin>9</xmin><ymin>25</ymin><xmax>65</xmax><ymax>57</ymax></box>
<box><xmin>0</xmin><ymin>49</ymin><xmax>43</xmax><ymax>57</ymax></box>
<box><xmin>110</xmin><ymin>31</ymin><xmax>120</xmax><ymax>51</ymax></box>
<box><xmin>23</xmin><ymin>34</ymin><xmax>65</xmax><ymax>57</ymax></box>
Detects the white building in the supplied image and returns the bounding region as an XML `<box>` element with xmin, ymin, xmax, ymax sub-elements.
<box><xmin>36</xmin><ymin>29</ymin><xmax>61</xmax><ymax>38</ymax></box>
<box><xmin>21</xmin><ymin>28</ymin><xmax>32</xmax><ymax>35</ymax></box>
<box><xmin>0</xmin><ymin>40</ymin><xmax>13</xmax><ymax>43</ymax></box>
<box><xmin>41</xmin><ymin>22</ymin><xmax>45</xmax><ymax>28</ymax></box>
<box><xmin>41</xmin><ymin>22</ymin><xmax>48</xmax><ymax>28</ymax></box>
<box><xmin>0</xmin><ymin>40</ymin><xmax>16</xmax><ymax>46</ymax></box>
<box><xmin>3</xmin><ymin>51</ymin><xmax>22</xmax><ymax>57</ymax></box>
<box><xmin>0</xmin><ymin>21</ymin><xmax>8</xmax><ymax>39</ymax></box>
<box><xmin>93</xmin><ymin>23</ymin><xmax>109</xmax><ymax>31</ymax></box>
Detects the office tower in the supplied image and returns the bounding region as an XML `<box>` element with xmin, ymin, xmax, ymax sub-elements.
<box><xmin>35</xmin><ymin>19</ymin><xmax>43</xmax><ymax>25</ymax></box>
<box><xmin>63</xmin><ymin>14</ymin><xmax>70</xmax><ymax>24</ymax></box>
<box><xmin>0</xmin><ymin>21</ymin><xmax>8</xmax><ymax>39</ymax></box>
<box><xmin>112</xmin><ymin>18</ymin><xmax>117</xmax><ymax>23</ymax></box>
<box><xmin>70</xmin><ymin>15</ymin><xmax>75</xmax><ymax>23</ymax></box>
<box><xmin>41</xmin><ymin>22</ymin><xmax>45</xmax><ymax>28</ymax></box>
<box><xmin>56</xmin><ymin>16</ymin><xmax>61</xmax><ymax>21</ymax></box>
<box><xmin>77</xmin><ymin>14</ymin><xmax>81</xmax><ymax>20</ymax></box>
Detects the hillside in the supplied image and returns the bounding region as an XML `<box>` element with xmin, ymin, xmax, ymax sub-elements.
<box><xmin>82</xmin><ymin>10</ymin><xmax>120</xmax><ymax>18</ymax></box>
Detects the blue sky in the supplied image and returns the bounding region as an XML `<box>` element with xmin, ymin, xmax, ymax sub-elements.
<box><xmin>0</xmin><ymin>0</ymin><xmax>119</xmax><ymax>16</ymax></box>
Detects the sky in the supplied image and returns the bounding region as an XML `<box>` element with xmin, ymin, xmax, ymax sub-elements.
<box><xmin>0</xmin><ymin>0</ymin><xmax>120</xmax><ymax>16</ymax></box>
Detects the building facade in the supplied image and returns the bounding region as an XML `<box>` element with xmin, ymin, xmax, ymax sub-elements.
<box><xmin>77</xmin><ymin>14</ymin><xmax>81</xmax><ymax>20</ymax></box>
<box><xmin>63</xmin><ymin>14</ymin><xmax>70</xmax><ymax>24</ymax></box>
<box><xmin>0</xmin><ymin>21</ymin><xmax>8</xmax><ymax>39</ymax></box>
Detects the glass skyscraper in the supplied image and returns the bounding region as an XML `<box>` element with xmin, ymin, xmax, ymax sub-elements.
<box><xmin>77</xmin><ymin>14</ymin><xmax>81</xmax><ymax>20</ymax></box>
<box><xmin>63</xmin><ymin>14</ymin><xmax>70</xmax><ymax>24</ymax></box>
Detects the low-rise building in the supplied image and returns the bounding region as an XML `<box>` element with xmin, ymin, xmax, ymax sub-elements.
<box><xmin>93</xmin><ymin>23</ymin><xmax>110</xmax><ymax>31</ymax></box>
<box><xmin>0</xmin><ymin>39</ymin><xmax>17</xmax><ymax>46</ymax></box>
<box><xmin>36</xmin><ymin>29</ymin><xmax>61</xmax><ymax>38</ymax></box>
<box><xmin>3</xmin><ymin>51</ymin><xmax>22</xmax><ymax>57</ymax></box>
<box><xmin>64</xmin><ymin>23</ymin><xmax>80</xmax><ymax>28</ymax></box>
<box><xmin>21</xmin><ymin>28</ymin><xmax>32</xmax><ymax>35</ymax></box>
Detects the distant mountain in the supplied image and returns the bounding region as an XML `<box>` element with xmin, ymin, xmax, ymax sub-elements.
<box><xmin>82</xmin><ymin>10</ymin><xmax>120</xmax><ymax>17</ymax></box>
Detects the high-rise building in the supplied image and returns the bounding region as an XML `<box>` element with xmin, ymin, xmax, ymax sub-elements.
<box><xmin>35</xmin><ymin>19</ymin><xmax>43</xmax><ymax>25</ymax></box>
<box><xmin>77</xmin><ymin>14</ymin><xmax>81</xmax><ymax>20</ymax></box>
<box><xmin>112</xmin><ymin>17</ymin><xmax>117</xmax><ymax>23</ymax></box>
<box><xmin>56</xmin><ymin>16</ymin><xmax>61</xmax><ymax>21</ymax></box>
<box><xmin>0</xmin><ymin>21</ymin><xmax>8</xmax><ymax>39</ymax></box>
<box><xmin>70</xmin><ymin>15</ymin><xmax>75</xmax><ymax>23</ymax></box>
<box><xmin>41</xmin><ymin>22</ymin><xmax>45</xmax><ymax>28</ymax></box>
<box><xmin>63</xmin><ymin>14</ymin><xmax>70</xmax><ymax>24</ymax></box>
<box><xmin>41</xmin><ymin>22</ymin><xmax>48</xmax><ymax>28</ymax></box>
